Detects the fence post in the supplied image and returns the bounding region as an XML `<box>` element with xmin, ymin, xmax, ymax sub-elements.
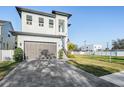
<box><xmin>109</xmin><ymin>51</ymin><xmax>112</xmax><ymax>62</ymax></box>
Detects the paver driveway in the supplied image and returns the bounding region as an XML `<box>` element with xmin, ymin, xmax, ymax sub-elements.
<box><xmin>0</xmin><ymin>59</ymin><xmax>117</xmax><ymax>87</ymax></box>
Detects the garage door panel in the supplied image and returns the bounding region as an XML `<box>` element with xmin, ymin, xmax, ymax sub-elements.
<box><xmin>24</xmin><ymin>41</ymin><xmax>57</xmax><ymax>60</ymax></box>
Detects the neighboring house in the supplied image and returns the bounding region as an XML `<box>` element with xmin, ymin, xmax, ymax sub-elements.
<box><xmin>0</xmin><ymin>20</ymin><xmax>15</xmax><ymax>61</ymax></box>
<box><xmin>81</xmin><ymin>44</ymin><xmax>103</xmax><ymax>52</ymax></box>
<box><xmin>10</xmin><ymin>7</ymin><xmax>72</xmax><ymax>60</ymax></box>
<box><xmin>0</xmin><ymin>20</ymin><xmax>15</xmax><ymax>50</ymax></box>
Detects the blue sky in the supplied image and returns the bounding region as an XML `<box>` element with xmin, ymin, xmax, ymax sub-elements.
<box><xmin>0</xmin><ymin>6</ymin><xmax>124</xmax><ymax>48</ymax></box>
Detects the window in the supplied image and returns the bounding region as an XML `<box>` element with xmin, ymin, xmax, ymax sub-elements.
<box><xmin>59</xmin><ymin>19</ymin><xmax>65</xmax><ymax>32</ymax></box>
<box><xmin>8</xmin><ymin>34</ymin><xmax>10</xmax><ymax>37</ymax></box>
<box><xmin>20</xmin><ymin>43</ymin><xmax>22</xmax><ymax>46</ymax></box>
<box><xmin>39</xmin><ymin>17</ymin><xmax>44</xmax><ymax>27</ymax></box>
<box><xmin>49</xmin><ymin>19</ymin><xmax>54</xmax><ymax>28</ymax></box>
<box><xmin>26</xmin><ymin>15</ymin><xmax>32</xmax><ymax>25</ymax></box>
<box><xmin>3</xmin><ymin>42</ymin><xmax>5</xmax><ymax>49</ymax></box>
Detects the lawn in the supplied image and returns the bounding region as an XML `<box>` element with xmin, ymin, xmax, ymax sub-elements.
<box><xmin>82</xmin><ymin>55</ymin><xmax>124</xmax><ymax>63</ymax></box>
<box><xmin>68</xmin><ymin>55</ymin><xmax>124</xmax><ymax>77</ymax></box>
<box><xmin>0</xmin><ymin>61</ymin><xmax>18</xmax><ymax>80</ymax></box>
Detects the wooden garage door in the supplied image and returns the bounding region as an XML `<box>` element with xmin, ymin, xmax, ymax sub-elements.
<box><xmin>24</xmin><ymin>41</ymin><xmax>57</xmax><ymax>60</ymax></box>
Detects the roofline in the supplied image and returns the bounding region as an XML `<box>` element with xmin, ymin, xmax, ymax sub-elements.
<box><xmin>16</xmin><ymin>7</ymin><xmax>56</xmax><ymax>18</ymax></box>
<box><xmin>0</xmin><ymin>20</ymin><xmax>14</xmax><ymax>30</ymax></box>
<box><xmin>0</xmin><ymin>20</ymin><xmax>11</xmax><ymax>23</ymax></box>
<box><xmin>52</xmin><ymin>10</ymin><xmax>72</xmax><ymax>19</ymax></box>
<box><xmin>10</xmin><ymin>31</ymin><xmax>66</xmax><ymax>38</ymax></box>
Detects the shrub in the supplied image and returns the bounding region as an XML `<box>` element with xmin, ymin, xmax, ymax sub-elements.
<box><xmin>58</xmin><ymin>49</ymin><xmax>63</xmax><ymax>59</ymax></box>
<box><xmin>68</xmin><ymin>42</ymin><xmax>78</xmax><ymax>51</ymax></box>
<box><xmin>67</xmin><ymin>51</ymin><xmax>75</xmax><ymax>58</ymax></box>
<box><xmin>67</xmin><ymin>54</ymin><xmax>75</xmax><ymax>58</ymax></box>
<box><xmin>13</xmin><ymin>48</ymin><xmax>23</xmax><ymax>62</ymax></box>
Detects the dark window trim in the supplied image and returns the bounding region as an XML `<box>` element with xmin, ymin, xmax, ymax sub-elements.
<box><xmin>49</xmin><ymin>19</ymin><xmax>54</xmax><ymax>28</ymax></box>
<box><xmin>59</xmin><ymin>19</ymin><xmax>65</xmax><ymax>32</ymax></box>
<box><xmin>26</xmin><ymin>15</ymin><xmax>32</xmax><ymax>21</ymax></box>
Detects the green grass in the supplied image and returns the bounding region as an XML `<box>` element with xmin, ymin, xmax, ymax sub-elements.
<box><xmin>0</xmin><ymin>61</ymin><xmax>19</xmax><ymax>80</ymax></box>
<box><xmin>68</xmin><ymin>55</ymin><xmax>124</xmax><ymax>77</ymax></box>
<box><xmin>83</xmin><ymin>55</ymin><xmax>124</xmax><ymax>63</ymax></box>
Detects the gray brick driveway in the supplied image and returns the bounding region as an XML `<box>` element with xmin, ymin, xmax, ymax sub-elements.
<box><xmin>0</xmin><ymin>59</ymin><xmax>118</xmax><ymax>87</ymax></box>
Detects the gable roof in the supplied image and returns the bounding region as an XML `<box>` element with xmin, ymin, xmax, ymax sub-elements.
<box><xmin>0</xmin><ymin>20</ymin><xmax>11</xmax><ymax>24</ymax></box>
<box><xmin>0</xmin><ymin>20</ymin><xmax>14</xmax><ymax>30</ymax></box>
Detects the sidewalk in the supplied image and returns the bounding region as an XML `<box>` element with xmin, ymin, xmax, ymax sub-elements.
<box><xmin>100</xmin><ymin>71</ymin><xmax>124</xmax><ymax>87</ymax></box>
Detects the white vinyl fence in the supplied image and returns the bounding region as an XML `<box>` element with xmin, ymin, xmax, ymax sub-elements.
<box><xmin>71</xmin><ymin>51</ymin><xmax>86</xmax><ymax>55</ymax></box>
<box><xmin>71</xmin><ymin>50</ymin><xmax>124</xmax><ymax>56</ymax></box>
<box><xmin>0</xmin><ymin>50</ymin><xmax>14</xmax><ymax>61</ymax></box>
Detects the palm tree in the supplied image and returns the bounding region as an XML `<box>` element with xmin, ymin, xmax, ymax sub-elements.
<box><xmin>112</xmin><ymin>39</ymin><xmax>124</xmax><ymax>49</ymax></box>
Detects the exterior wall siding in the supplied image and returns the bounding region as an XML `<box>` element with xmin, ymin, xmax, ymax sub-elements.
<box><xmin>22</xmin><ymin>12</ymin><xmax>56</xmax><ymax>35</ymax></box>
<box><xmin>0</xmin><ymin>26</ymin><xmax>1</xmax><ymax>35</ymax></box>
<box><xmin>0</xmin><ymin>26</ymin><xmax>2</xmax><ymax>50</ymax></box>
<box><xmin>21</xmin><ymin>12</ymin><xmax>68</xmax><ymax>37</ymax></box>
<box><xmin>1</xmin><ymin>22</ymin><xmax>15</xmax><ymax>50</ymax></box>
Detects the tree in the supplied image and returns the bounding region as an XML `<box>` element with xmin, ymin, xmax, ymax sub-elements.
<box><xmin>112</xmin><ymin>39</ymin><xmax>124</xmax><ymax>49</ymax></box>
<box><xmin>67</xmin><ymin>43</ymin><xmax>78</xmax><ymax>51</ymax></box>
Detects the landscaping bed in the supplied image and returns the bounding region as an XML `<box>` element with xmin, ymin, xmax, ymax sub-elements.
<box><xmin>0</xmin><ymin>61</ymin><xmax>18</xmax><ymax>80</ymax></box>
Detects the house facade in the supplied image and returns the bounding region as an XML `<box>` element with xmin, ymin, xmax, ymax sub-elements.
<box><xmin>0</xmin><ymin>20</ymin><xmax>15</xmax><ymax>50</ymax></box>
<box><xmin>81</xmin><ymin>44</ymin><xmax>103</xmax><ymax>52</ymax></box>
<box><xmin>10</xmin><ymin>7</ymin><xmax>72</xmax><ymax>60</ymax></box>
<box><xmin>0</xmin><ymin>20</ymin><xmax>15</xmax><ymax>61</ymax></box>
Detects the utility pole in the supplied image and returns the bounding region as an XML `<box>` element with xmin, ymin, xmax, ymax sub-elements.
<box><xmin>83</xmin><ymin>40</ymin><xmax>86</xmax><ymax>51</ymax></box>
<box><xmin>109</xmin><ymin>50</ymin><xmax>112</xmax><ymax>62</ymax></box>
<box><xmin>106</xmin><ymin>42</ymin><xmax>109</xmax><ymax>51</ymax></box>
<box><xmin>106</xmin><ymin>42</ymin><xmax>112</xmax><ymax>62</ymax></box>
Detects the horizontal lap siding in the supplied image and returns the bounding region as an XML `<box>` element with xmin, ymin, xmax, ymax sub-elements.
<box><xmin>0</xmin><ymin>50</ymin><xmax>2</xmax><ymax>60</ymax></box>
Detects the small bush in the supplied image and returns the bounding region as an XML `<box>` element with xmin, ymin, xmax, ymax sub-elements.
<box><xmin>67</xmin><ymin>54</ymin><xmax>75</xmax><ymax>58</ymax></box>
<box><xmin>67</xmin><ymin>51</ymin><xmax>75</xmax><ymax>58</ymax></box>
<box><xmin>58</xmin><ymin>49</ymin><xmax>63</xmax><ymax>59</ymax></box>
<box><xmin>13</xmin><ymin>48</ymin><xmax>23</xmax><ymax>62</ymax></box>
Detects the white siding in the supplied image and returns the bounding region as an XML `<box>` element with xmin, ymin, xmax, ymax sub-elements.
<box><xmin>0</xmin><ymin>26</ymin><xmax>2</xmax><ymax>35</ymax></box>
<box><xmin>21</xmin><ymin>12</ymin><xmax>68</xmax><ymax>37</ymax></box>
<box><xmin>22</xmin><ymin>12</ymin><xmax>56</xmax><ymax>35</ymax></box>
<box><xmin>0</xmin><ymin>26</ymin><xmax>2</xmax><ymax>49</ymax></box>
<box><xmin>1</xmin><ymin>22</ymin><xmax>15</xmax><ymax>50</ymax></box>
<box><xmin>0</xmin><ymin>43</ymin><xmax>1</xmax><ymax>49</ymax></box>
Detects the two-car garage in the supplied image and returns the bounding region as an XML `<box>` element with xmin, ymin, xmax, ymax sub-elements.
<box><xmin>24</xmin><ymin>41</ymin><xmax>57</xmax><ymax>60</ymax></box>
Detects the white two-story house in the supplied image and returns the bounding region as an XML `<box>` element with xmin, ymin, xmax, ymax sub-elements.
<box><xmin>10</xmin><ymin>7</ymin><xmax>72</xmax><ymax>60</ymax></box>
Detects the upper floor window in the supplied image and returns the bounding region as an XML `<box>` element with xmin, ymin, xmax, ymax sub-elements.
<box><xmin>59</xmin><ymin>19</ymin><xmax>65</xmax><ymax>32</ymax></box>
<box><xmin>26</xmin><ymin>15</ymin><xmax>32</xmax><ymax>25</ymax></box>
<box><xmin>8</xmin><ymin>34</ymin><xmax>10</xmax><ymax>37</ymax></box>
<box><xmin>39</xmin><ymin>17</ymin><xmax>44</xmax><ymax>27</ymax></box>
<box><xmin>49</xmin><ymin>19</ymin><xmax>54</xmax><ymax>28</ymax></box>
